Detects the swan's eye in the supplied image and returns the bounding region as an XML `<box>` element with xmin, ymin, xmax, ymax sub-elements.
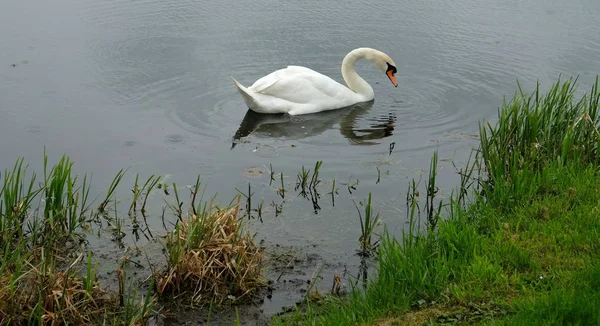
<box><xmin>386</xmin><ymin>62</ymin><xmax>397</xmax><ymax>74</ymax></box>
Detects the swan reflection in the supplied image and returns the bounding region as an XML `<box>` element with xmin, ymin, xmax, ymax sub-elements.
<box><xmin>231</xmin><ymin>101</ymin><xmax>396</xmax><ymax>148</ymax></box>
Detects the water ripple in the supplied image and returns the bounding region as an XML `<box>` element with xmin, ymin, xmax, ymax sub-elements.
<box><xmin>72</xmin><ymin>0</ymin><xmax>600</xmax><ymax>155</ymax></box>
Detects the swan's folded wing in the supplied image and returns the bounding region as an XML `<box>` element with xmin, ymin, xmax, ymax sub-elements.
<box><xmin>255</xmin><ymin>70</ymin><xmax>349</xmax><ymax>104</ymax></box>
<box><xmin>250</xmin><ymin>66</ymin><xmax>313</xmax><ymax>93</ymax></box>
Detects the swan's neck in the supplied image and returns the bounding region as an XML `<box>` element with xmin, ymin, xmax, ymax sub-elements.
<box><xmin>341</xmin><ymin>48</ymin><xmax>375</xmax><ymax>100</ymax></box>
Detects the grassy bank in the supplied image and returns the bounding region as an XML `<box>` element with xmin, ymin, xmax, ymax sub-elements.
<box><xmin>273</xmin><ymin>76</ymin><xmax>600</xmax><ymax>325</ymax></box>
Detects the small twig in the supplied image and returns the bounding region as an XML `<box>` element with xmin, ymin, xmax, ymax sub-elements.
<box><xmin>276</xmin><ymin>258</ymin><xmax>295</xmax><ymax>282</ymax></box>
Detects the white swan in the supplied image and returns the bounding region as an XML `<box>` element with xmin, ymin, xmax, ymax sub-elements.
<box><xmin>231</xmin><ymin>47</ymin><xmax>398</xmax><ymax>116</ymax></box>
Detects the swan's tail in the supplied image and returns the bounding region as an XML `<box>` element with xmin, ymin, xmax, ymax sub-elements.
<box><xmin>231</xmin><ymin>77</ymin><xmax>258</xmax><ymax>110</ymax></box>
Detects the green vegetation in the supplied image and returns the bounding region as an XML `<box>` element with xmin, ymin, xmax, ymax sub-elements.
<box><xmin>0</xmin><ymin>153</ymin><xmax>157</xmax><ymax>325</ymax></box>
<box><xmin>0</xmin><ymin>151</ymin><xmax>265</xmax><ymax>324</ymax></box>
<box><xmin>272</xmin><ymin>76</ymin><xmax>600</xmax><ymax>325</ymax></box>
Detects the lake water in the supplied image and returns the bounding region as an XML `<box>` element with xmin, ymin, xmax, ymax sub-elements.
<box><xmin>1</xmin><ymin>0</ymin><xmax>600</xmax><ymax>321</ymax></box>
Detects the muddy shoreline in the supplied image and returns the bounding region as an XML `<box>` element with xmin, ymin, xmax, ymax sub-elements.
<box><xmin>90</xmin><ymin>230</ymin><xmax>372</xmax><ymax>325</ymax></box>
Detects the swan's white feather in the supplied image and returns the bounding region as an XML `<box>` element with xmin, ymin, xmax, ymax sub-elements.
<box><xmin>234</xmin><ymin>66</ymin><xmax>363</xmax><ymax>115</ymax></box>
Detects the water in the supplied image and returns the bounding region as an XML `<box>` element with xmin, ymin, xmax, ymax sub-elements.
<box><xmin>1</xmin><ymin>0</ymin><xmax>600</xmax><ymax>320</ymax></box>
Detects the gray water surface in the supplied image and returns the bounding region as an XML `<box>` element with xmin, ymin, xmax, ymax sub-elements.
<box><xmin>2</xmin><ymin>0</ymin><xmax>600</xmax><ymax>318</ymax></box>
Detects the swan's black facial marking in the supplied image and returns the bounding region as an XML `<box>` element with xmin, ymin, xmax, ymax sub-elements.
<box><xmin>386</xmin><ymin>62</ymin><xmax>397</xmax><ymax>74</ymax></box>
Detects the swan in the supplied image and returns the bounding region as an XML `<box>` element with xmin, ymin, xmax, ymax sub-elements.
<box><xmin>231</xmin><ymin>47</ymin><xmax>398</xmax><ymax>116</ymax></box>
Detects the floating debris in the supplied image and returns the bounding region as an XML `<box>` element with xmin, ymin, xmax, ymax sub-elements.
<box><xmin>243</xmin><ymin>166</ymin><xmax>265</xmax><ymax>178</ymax></box>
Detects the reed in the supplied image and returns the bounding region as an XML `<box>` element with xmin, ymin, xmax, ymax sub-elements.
<box><xmin>129</xmin><ymin>174</ymin><xmax>140</xmax><ymax>215</ymax></box>
<box><xmin>355</xmin><ymin>193</ymin><xmax>380</xmax><ymax>257</ymax></box>
<box><xmin>277</xmin><ymin>172</ymin><xmax>285</xmax><ymax>199</ymax></box>
<box><xmin>97</xmin><ymin>168</ymin><xmax>126</xmax><ymax>213</ymax></box>
<box><xmin>235</xmin><ymin>183</ymin><xmax>253</xmax><ymax>219</ymax></box>
<box><xmin>451</xmin><ymin>148</ymin><xmax>482</xmax><ymax>207</ymax></box>
<box><xmin>140</xmin><ymin>175</ymin><xmax>162</xmax><ymax>217</ymax></box>
<box><xmin>424</xmin><ymin>150</ymin><xmax>443</xmax><ymax>230</ymax></box>
<box><xmin>295</xmin><ymin>161</ymin><xmax>323</xmax><ymax>197</ymax></box>
<box><xmin>329</xmin><ymin>179</ymin><xmax>338</xmax><ymax>207</ymax></box>
<box><xmin>41</xmin><ymin>154</ymin><xmax>93</xmax><ymax>247</ymax></box>
<box><xmin>295</xmin><ymin>166</ymin><xmax>310</xmax><ymax>194</ymax></box>
<box><xmin>309</xmin><ymin>161</ymin><xmax>323</xmax><ymax>189</ymax></box>
<box><xmin>269</xmin><ymin>163</ymin><xmax>275</xmax><ymax>186</ymax></box>
<box><xmin>168</xmin><ymin>181</ymin><xmax>183</xmax><ymax>221</ymax></box>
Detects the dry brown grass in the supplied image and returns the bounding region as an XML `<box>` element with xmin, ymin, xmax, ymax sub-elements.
<box><xmin>155</xmin><ymin>195</ymin><xmax>265</xmax><ymax>305</ymax></box>
<box><xmin>0</xmin><ymin>254</ymin><xmax>111</xmax><ymax>325</ymax></box>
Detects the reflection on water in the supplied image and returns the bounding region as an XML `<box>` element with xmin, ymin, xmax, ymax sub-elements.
<box><xmin>231</xmin><ymin>101</ymin><xmax>396</xmax><ymax>148</ymax></box>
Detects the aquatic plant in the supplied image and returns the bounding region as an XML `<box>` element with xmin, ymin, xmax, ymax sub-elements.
<box><xmin>236</xmin><ymin>183</ymin><xmax>254</xmax><ymax>219</ymax></box>
<box><xmin>329</xmin><ymin>179</ymin><xmax>339</xmax><ymax>207</ymax></box>
<box><xmin>355</xmin><ymin>193</ymin><xmax>380</xmax><ymax>257</ymax></box>
<box><xmin>295</xmin><ymin>161</ymin><xmax>323</xmax><ymax>197</ymax></box>
<box><xmin>277</xmin><ymin>172</ymin><xmax>285</xmax><ymax>199</ymax></box>
<box><xmin>97</xmin><ymin>168</ymin><xmax>126</xmax><ymax>213</ymax></box>
<box><xmin>425</xmin><ymin>151</ymin><xmax>442</xmax><ymax>230</ymax></box>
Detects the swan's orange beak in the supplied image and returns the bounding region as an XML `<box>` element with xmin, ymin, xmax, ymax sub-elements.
<box><xmin>386</xmin><ymin>70</ymin><xmax>398</xmax><ymax>87</ymax></box>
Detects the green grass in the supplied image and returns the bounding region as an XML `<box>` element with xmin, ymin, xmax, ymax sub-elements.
<box><xmin>480</xmin><ymin>76</ymin><xmax>600</xmax><ymax>207</ymax></box>
<box><xmin>271</xmin><ymin>76</ymin><xmax>600</xmax><ymax>325</ymax></box>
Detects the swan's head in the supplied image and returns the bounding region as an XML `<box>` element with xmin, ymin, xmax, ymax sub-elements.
<box><xmin>366</xmin><ymin>49</ymin><xmax>398</xmax><ymax>88</ymax></box>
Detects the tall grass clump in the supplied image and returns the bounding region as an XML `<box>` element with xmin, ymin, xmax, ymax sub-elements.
<box><xmin>1</xmin><ymin>152</ymin><xmax>94</xmax><ymax>252</ymax></box>
<box><xmin>156</xmin><ymin>190</ymin><xmax>265</xmax><ymax>305</ymax></box>
<box><xmin>41</xmin><ymin>154</ymin><xmax>92</xmax><ymax>247</ymax></box>
<box><xmin>479</xmin><ymin>76</ymin><xmax>600</xmax><ymax>203</ymax></box>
